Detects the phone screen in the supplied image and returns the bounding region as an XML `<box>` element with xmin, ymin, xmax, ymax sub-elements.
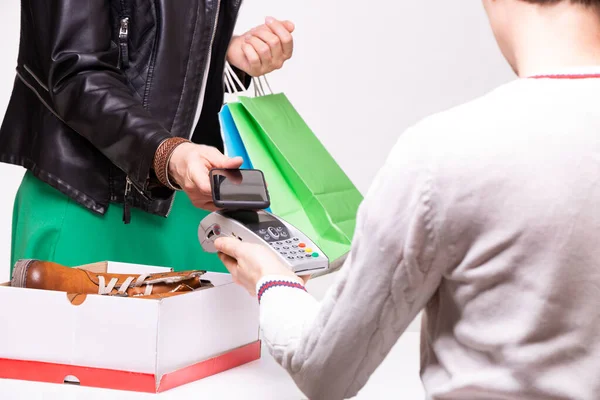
<box><xmin>211</xmin><ymin>169</ymin><xmax>269</xmax><ymax>209</ymax></box>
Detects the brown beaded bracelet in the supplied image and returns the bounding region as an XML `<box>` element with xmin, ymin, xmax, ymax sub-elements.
<box><xmin>153</xmin><ymin>137</ymin><xmax>190</xmax><ymax>190</ymax></box>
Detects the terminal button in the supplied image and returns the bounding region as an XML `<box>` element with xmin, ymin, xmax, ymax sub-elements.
<box><xmin>268</xmin><ymin>227</ymin><xmax>280</xmax><ymax>239</ymax></box>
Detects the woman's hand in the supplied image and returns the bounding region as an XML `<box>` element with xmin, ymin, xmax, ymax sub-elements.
<box><xmin>168</xmin><ymin>143</ymin><xmax>243</xmax><ymax>210</ymax></box>
<box><xmin>215</xmin><ymin>236</ymin><xmax>307</xmax><ymax>296</ymax></box>
<box><xmin>227</xmin><ymin>17</ymin><xmax>295</xmax><ymax>77</ymax></box>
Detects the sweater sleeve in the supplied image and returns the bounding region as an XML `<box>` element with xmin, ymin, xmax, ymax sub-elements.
<box><xmin>257</xmin><ymin>128</ymin><xmax>447</xmax><ymax>400</ymax></box>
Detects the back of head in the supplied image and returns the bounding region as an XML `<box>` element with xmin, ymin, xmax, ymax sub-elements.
<box><xmin>483</xmin><ymin>0</ymin><xmax>600</xmax><ymax>76</ymax></box>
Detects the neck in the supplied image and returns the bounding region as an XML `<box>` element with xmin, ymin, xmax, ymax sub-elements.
<box><xmin>511</xmin><ymin>4</ymin><xmax>600</xmax><ymax>77</ymax></box>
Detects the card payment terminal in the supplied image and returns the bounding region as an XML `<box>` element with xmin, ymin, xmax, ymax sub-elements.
<box><xmin>199</xmin><ymin>210</ymin><xmax>329</xmax><ymax>276</ymax></box>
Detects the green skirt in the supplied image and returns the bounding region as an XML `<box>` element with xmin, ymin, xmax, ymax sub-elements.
<box><xmin>10</xmin><ymin>171</ymin><xmax>226</xmax><ymax>276</ymax></box>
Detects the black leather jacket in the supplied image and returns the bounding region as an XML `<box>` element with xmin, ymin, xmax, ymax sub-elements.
<box><xmin>0</xmin><ymin>0</ymin><xmax>246</xmax><ymax>221</ymax></box>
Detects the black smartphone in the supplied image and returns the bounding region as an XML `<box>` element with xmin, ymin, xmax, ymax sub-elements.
<box><xmin>209</xmin><ymin>168</ymin><xmax>270</xmax><ymax>210</ymax></box>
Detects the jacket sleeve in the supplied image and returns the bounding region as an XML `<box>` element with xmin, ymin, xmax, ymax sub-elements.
<box><xmin>33</xmin><ymin>0</ymin><xmax>172</xmax><ymax>194</ymax></box>
<box><xmin>255</xmin><ymin>127</ymin><xmax>447</xmax><ymax>400</ymax></box>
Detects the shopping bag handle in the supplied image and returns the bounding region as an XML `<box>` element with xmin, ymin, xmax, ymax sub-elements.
<box><xmin>224</xmin><ymin>62</ymin><xmax>273</xmax><ymax>97</ymax></box>
<box><xmin>224</xmin><ymin>62</ymin><xmax>246</xmax><ymax>93</ymax></box>
<box><xmin>253</xmin><ymin>75</ymin><xmax>273</xmax><ymax>97</ymax></box>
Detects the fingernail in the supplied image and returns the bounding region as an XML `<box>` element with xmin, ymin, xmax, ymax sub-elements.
<box><xmin>266</xmin><ymin>16</ymin><xmax>275</xmax><ymax>24</ymax></box>
<box><xmin>244</xmin><ymin>33</ymin><xmax>252</xmax><ymax>41</ymax></box>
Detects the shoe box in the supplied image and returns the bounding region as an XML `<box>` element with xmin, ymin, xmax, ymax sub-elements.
<box><xmin>0</xmin><ymin>261</ymin><xmax>260</xmax><ymax>393</ymax></box>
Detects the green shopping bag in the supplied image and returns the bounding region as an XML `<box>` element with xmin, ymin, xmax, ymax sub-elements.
<box><xmin>223</xmin><ymin>69</ymin><xmax>363</xmax><ymax>263</ymax></box>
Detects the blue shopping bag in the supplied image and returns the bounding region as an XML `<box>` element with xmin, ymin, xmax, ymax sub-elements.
<box><xmin>219</xmin><ymin>104</ymin><xmax>253</xmax><ymax>169</ymax></box>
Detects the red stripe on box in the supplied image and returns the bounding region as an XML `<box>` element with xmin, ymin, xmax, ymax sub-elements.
<box><xmin>157</xmin><ymin>340</ymin><xmax>262</xmax><ymax>392</ymax></box>
<box><xmin>0</xmin><ymin>340</ymin><xmax>261</xmax><ymax>393</ymax></box>
<box><xmin>0</xmin><ymin>358</ymin><xmax>157</xmax><ymax>392</ymax></box>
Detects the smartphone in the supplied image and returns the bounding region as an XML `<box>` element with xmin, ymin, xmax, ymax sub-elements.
<box><xmin>209</xmin><ymin>168</ymin><xmax>270</xmax><ymax>210</ymax></box>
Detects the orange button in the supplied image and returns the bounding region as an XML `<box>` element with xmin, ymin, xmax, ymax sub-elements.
<box><xmin>299</xmin><ymin>243</ymin><xmax>306</xmax><ymax>248</ymax></box>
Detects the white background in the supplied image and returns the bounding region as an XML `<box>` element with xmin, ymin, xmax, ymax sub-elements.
<box><xmin>0</xmin><ymin>0</ymin><xmax>514</xmax><ymax>398</ymax></box>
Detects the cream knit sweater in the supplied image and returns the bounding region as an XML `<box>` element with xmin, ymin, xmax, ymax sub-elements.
<box><xmin>256</xmin><ymin>72</ymin><xmax>600</xmax><ymax>400</ymax></box>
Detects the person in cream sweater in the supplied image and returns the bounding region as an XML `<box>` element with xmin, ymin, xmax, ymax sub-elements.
<box><xmin>215</xmin><ymin>1</ymin><xmax>600</xmax><ymax>399</ymax></box>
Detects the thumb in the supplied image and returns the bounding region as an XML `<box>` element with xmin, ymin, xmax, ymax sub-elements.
<box><xmin>214</xmin><ymin>236</ymin><xmax>242</xmax><ymax>259</ymax></box>
<box><xmin>222</xmin><ymin>156</ymin><xmax>244</xmax><ymax>169</ymax></box>
<box><xmin>202</xmin><ymin>146</ymin><xmax>243</xmax><ymax>169</ymax></box>
<box><xmin>283</xmin><ymin>20</ymin><xmax>295</xmax><ymax>32</ymax></box>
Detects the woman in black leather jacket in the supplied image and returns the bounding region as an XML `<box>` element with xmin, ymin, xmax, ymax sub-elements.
<box><xmin>0</xmin><ymin>0</ymin><xmax>294</xmax><ymax>274</ymax></box>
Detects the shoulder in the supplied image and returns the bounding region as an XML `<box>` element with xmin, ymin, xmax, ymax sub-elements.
<box><xmin>407</xmin><ymin>80</ymin><xmax>520</xmax><ymax>143</ymax></box>
<box><xmin>386</xmin><ymin>79</ymin><xmax>524</xmax><ymax>169</ymax></box>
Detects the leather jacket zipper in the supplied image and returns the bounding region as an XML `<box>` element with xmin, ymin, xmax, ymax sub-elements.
<box><xmin>123</xmin><ymin>178</ymin><xmax>132</xmax><ymax>223</ymax></box>
<box><xmin>120</xmin><ymin>13</ymin><xmax>133</xmax><ymax>223</ymax></box>
<box><xmin>123</xmin><ymin>176</ymin><xmax>150</xmax><ymax>223</ymax></box>
<box><xmin>118</xmin><ymin>10</ymin><xmax>133</xmax><ymax>222</ymax></box>
<box><xmin>118</xmin><ymin>17</ymin><xmax>130</xmax><ymax>69</ymax></box>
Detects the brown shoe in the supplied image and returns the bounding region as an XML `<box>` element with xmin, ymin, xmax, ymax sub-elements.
<box><xmin>11</xmin><ymin>259</ymin><xmax>213</xmax><ymax>297</ymax></box>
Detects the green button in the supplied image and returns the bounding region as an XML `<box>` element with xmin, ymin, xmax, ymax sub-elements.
<box><xmin>312</xmin><ymin>253</ymin><xmax>319</xmax><ymax>258</ymax></box>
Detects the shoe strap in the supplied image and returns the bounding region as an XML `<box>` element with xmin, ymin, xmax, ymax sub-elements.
<box><xmin>99</xmin><ymin>274</ymin><xmax>154</xmax><ymax>295</ymax></box>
